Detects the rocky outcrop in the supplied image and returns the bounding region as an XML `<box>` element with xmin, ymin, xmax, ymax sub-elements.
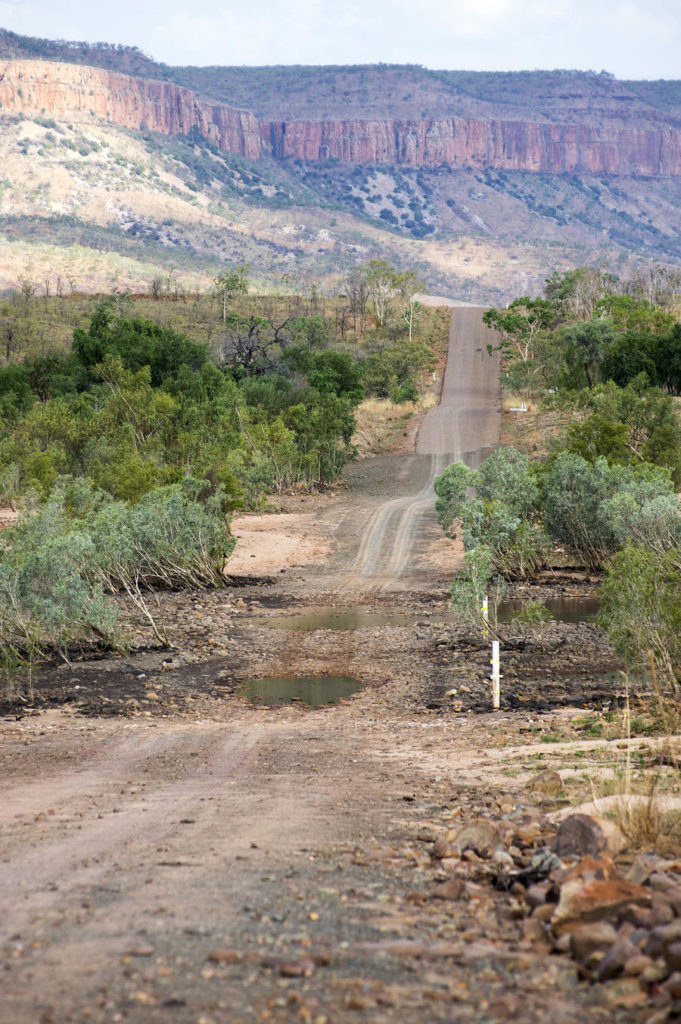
<box><xmin>0</xmin><ymin>59</ymin><xmax>263</xmax><ymax>159</ymax></box>
<box><xmin>264</xmin><ymin>117</ymin><xmax>681</xmax><ymax>175</ymax></box>
<box><xmin>2</xmin><ymin>59</ymin><xmax>681</xmax><ymax>176</ymax></box>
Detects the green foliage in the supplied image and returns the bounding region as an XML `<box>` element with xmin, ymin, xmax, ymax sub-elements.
<box><xmin>599</xmin><ymin>545</ymin><xmax>681</xmax><ymax>694</ymax></box>
<box><xmin>475</xmin><ymin>446</ymin><xmax>539</xmax><ymax>519</ymax></box>
<box><xmin>361</xmin><ymin>335</ymin><xmax>431</xmax><ymax>401</ymax></box>
<box><xmin>655</xmin><ymin>324</ymin><xmax>681</xmax><ymax>397</ymax></box>
<box><xmin>0</xmin><ymin>476</ymin><xmax>234</xmax><ymax>688</ymax></box>
<box><xmin>434</xmin><ymin>461</ymin><xmax>473</xmax><ymax>537</ymax></box>
<box><xmin>462</xmin><ymin>500</ymin><xmax>549</xmax><ymax>579</ymax></box>
<box><xmin>436</xmin><ymin>449</ymin><xmax>548</xmax><ymax>578</ymax></box>
<box><xmin>565</xmin><ymin>413</ymin><xmax>632</xmax><ymax>465</ymax></box>
<box><xmin>559</xmin><ymin>318</ymin><xmax>616</xmax><ymax>390</ymax></box>
<box><xmin>513</xmin><ymin>599</ymin><xmax>551</xmax><ymax>628</ymax></box>
<box><xmin>393</xmin><ymin>378</ymin><xmax>419</xmax><ymax>403</ymax></box>
<box><xmin>543</xmin><ymin>454</ymin><xmax>674</xmax><ymax>568</ymax></box>
<box><xmin>213</xmin><ymin>264</ymin><xmax>250</xmax><ymax>321</ymax></box>
<box><xmin>73</xmin><ymin>301</ymin><xmax>209</xmax><ymax>386</ymax></box>
<box><xmin>0</xmin><ymin>283</ymin><xmax>445</xmax><ymax>513</ymax></box>
<box><xmin>438</xmin><ymin>443</ymin><xmax>679</xmax><ymax>579</ymax></box>
<box><xmin>566</xmin><ymin>377</ymin><xmax>681</xmax><ymax>484</ymax></box>
<box><xmin>594</xmin><ymin>295</ymin><xmax>675</xmax><ymax>337</ymax></box>
<box><xmin>483</xmin><ymin>297</ymin><xmax>556</xmax><ymax>364</ymax></box>
<box><xmin>450</xmin><ymin>545</ymin><xmax>507</xmax><ymax>634</ymax></box>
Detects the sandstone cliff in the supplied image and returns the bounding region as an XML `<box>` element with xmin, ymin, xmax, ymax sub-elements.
<box><xmin>2</xmin><ymin>59</ymin><xmax>681</xmax><ymax>176</ymax></box>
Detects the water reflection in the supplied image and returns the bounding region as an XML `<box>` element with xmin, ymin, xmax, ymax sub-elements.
<box><xmin>252</xmin><ymin>595</ymin><xmax>599</xmax><ymax>632</ymax></box>
<box><xmin>239</xmin><ymin>675</ymin><xmax>361</xmax><ymax>707</ymax></box>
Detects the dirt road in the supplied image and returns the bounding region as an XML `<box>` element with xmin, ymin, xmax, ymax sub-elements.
<box><xmin>0</xmin><ymin>309</ymin><xmax>635</xmax><ymax>1024</ymax></box>
<box><xmin>335</xmin><ymin>306</ymin><xmax>500</xmax><ymax>592</ymax></box>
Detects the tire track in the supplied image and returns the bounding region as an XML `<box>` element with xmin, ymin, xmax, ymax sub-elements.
<box><xmin>338</xmin><ymin>307</ymin><xmax>500</xmax><ymax>592</ymax></box>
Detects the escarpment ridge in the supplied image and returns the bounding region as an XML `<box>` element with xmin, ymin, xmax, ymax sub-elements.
<box><xmin>2</xmin><ymin>59</ymin><xmax>681</xmax><ymax>176</ymax></box>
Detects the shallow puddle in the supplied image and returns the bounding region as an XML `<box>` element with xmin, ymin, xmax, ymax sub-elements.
<box><xmin>498</xmin><ymin>595</ymin><xmax>600</xmax><ymax>624</ymax></box>
<box><xmin>254</xmin><ymin>608</ymin><xmax>444</xmax><ymax>631</ymax></box>
<box><xmin>252</xmin><ymin>595</ymin><xmax>600</xmax><ymax>632</ymax></box>
<box><xmin>239</xmin><ymin>675</ymin><xmax>362</xmax><ymax>707</ymax></box>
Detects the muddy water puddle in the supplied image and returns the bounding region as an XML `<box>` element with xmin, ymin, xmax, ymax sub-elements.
<box><xmin>239</xmin><ymin>675</ymin><xmax>362</xmax><ymax>707</ymax></box>
<box><xmin>499</xmin><ymin>595</ymin><xmax>600</xmax><ymax>624</ymax></box>
<box><xmin>251</xmin><ymin>595</ymin><xmax>599</xmax><ymax>632</ymax></box>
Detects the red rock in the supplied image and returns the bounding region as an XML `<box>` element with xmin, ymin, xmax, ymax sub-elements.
<box><xmin>207</xmin><ymin>949</ymin><xmax>242</xmax><ymax>964</ymax></box>
<box><xmin>525</xmin><ymin>883</ymin><xmax>551</xmax><ymax>909</ymax></box>
<box><xmin>596</xmin><ymin>938</ymin><xmax>639</xmax><ymax>981</ymax></box>
<box><xmin>645</xmin><ymin>920</ymin><xmax>681</xmax><ymax>958</ymax></box>
<box><xmin>432</xmin><ymin>836</ymin><xmax>456</xmax><ymax>860</ymax></box>
<box><xmin>532</xmin><ymin>903</ymin><xmax>555</xmax><ymax>923</ymax></box>
<box><xmin>4</xmin><ymin>59</ymin><xmax>681</xmax><ymax>176</ymax></box>
<box><xmin>522</xmin><ymin>917</ymin><xmax>547</xmax><ymax>943</ymax></box>
<box><xmin>446</xmin><ymin>818</ymin><xmax>503</xmax><ymax>858</ymax></box>
<box><xmin>557</xmin><ymin>855</ymin><xmax>616</xmax><ymax>885</ymax></box>
<box><xmin>527</xmin><ymin>770</ymin><xmax>563</xmax><ymax>797</ymax></box>
<box><xmin>432</xmin><ymin>878</ymin><xmax>468</xmax><ymax>901</ymax></box>
<box><xmin>651</xmin><ymin>893</ymin><xmax>675</xmax><ymax>926</ymax></box>
<box><xmin>623</xmin><ymin>954</ymin><xmax>654</xmax><ymax>976</ymax></box>
<box><xmin>665</xmin><ymin>942</ymin><xmax>681</xmax><ymax>973</ymax></box>
<box><xmin>667</xmin><ymin>887</ymin><xmax>681</xmax><ymax>916</ymax></box>
<box><xmin>278</xmin><ymin>957</ymin><xmax>315</xmax><ymax>977</ymax></box>
<box><xmin>662</xmin><ymin>971</ymin><xmax>681</xmax><ymax>998</ymax></box>
<box><xmin>552</xmin><ymin>878</ymin><xmax>651</xmax><ymax>933</ymax></box>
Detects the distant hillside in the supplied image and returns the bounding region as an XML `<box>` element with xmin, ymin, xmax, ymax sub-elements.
<box><xmin>0</xmin><ymin>28</ymin><xmax>680</xmax><ymax>301</ymax></box>
<box><xmin>1</xmin><ymin>29</ymin><xmax>680</xmax><ymax>125</ymax></box>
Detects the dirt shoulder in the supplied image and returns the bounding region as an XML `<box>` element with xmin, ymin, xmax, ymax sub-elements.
<box><xmin>3</xmin><ymin>693</ymin><xmax>663</xmax><ymax>1024</ymax></box>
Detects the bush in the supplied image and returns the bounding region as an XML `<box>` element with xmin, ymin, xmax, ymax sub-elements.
<box><xmin>450</xmin><ymin>545</ymin><xmax>506</xmax><ymax>634</ymax></box>
<box><xmin>543</xmin><ymin>454</ymin><xmax>674</xmax><ymax>568</ymax></box>
<box><xmin>435</xmin><ymin>449</ymin><xmax>548</xmax><ymax>578</ymax></box>
<box><xmin>599</xmin><ymin>545</ymin><xmax>681</xmax><ymax>694</ymax></box>
<box><xmin>73</xmin><ymin>301</ymin><xmax>208</xmax><ymax>386</ymax></box>
<box><xmin>434</xmin><ymin>461</ymin><xmax>472</xmax><ymax>538</ymax></box>
<box><xmin>0</xmin><ymin>477</ymin><xmax>234</xmax><ymax>688</ymax></box>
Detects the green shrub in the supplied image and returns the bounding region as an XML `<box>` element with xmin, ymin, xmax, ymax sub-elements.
<box><xmin>0</xmin><ymin>477</ymin><xmax>234</xmax><ymax>689</ymax></box>
<box><xmin>599</xmin><ymin>545</ymin><xmax>681</xmax><ymax>694</ymax></box>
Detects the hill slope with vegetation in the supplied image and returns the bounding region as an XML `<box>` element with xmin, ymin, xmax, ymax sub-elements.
<box><xmin>0</xmin><ymin>31</ymin><xmax>680</xmax><ymax>299</ymax></box>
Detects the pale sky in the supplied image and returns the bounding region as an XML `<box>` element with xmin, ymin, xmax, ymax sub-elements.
<box><xmin>0</xmin><ymin>0</ymin><xmax>677</xmax><ymax>80</ymax></box>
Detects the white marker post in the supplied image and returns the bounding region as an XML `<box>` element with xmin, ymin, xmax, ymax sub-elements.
<box><xmin>491</xmin><ymin>640</ymin><xmax>501</xmax><ymax>710</ymax></box>
<box><xmin>509</xmin><ymin>401</ymin><xmax>527</xmax><ymax>422</ymax></box>
<box><xmin>481</xmin><ymin>594</ymin><xmax>489</xmax><ymax>637</ymax></box>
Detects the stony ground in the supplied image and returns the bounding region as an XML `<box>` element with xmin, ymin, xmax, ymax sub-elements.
<box><xmin>2</xmin><ymin>569</ymin><xmax>680</xmax><ymax>1024</ymax></box>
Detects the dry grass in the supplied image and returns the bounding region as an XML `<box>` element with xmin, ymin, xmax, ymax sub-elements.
<box><xmin>351</xmin><ymin>398</ymin><xmax>419</xmax><ymax>457</ymax></box>
<box><xmin>500</xmin><ymin>390</ymin><xmax>574</xmax><ymax>456</ymax></box>
<box><xmin>596</xmin><ymin>676</ymin><xmax>681</xmax><ymax>855</ymax></box>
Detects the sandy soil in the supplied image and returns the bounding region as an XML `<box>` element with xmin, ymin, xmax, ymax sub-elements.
<box><xmin>228</xmin><ymin>512</ymin><xmax>331</xmax><ymax>575</ymax></box>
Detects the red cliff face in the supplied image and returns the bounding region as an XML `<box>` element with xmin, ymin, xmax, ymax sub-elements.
<box><xmin>2</xmin><ymin>59</ymin><xmax>681</xmax><ymax>176</ymax></box>
<box><xmin>0</xmin><ymin>60</ymin><xmax>263</xmax><ymax>160</ymax></box>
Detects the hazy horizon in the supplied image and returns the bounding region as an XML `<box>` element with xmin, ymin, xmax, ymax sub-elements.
<box><xmin>0</xmin><ymin>1</ymin><xmax>675</xmax><ymax>81</ymax></box>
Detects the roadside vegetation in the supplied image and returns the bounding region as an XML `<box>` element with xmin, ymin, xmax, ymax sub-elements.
<box><xmin>435</xmin><ymin>265</ymin><xmax>681</xmax><ymax>696</ymax></box>
<box><xmin>0</xmin><ymin>261</ymin><xmax>446</xmax><ymax>692</ymax></box>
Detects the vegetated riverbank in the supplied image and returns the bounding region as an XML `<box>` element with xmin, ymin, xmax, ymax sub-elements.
<box><xmin>0</xmin><ymin>528</ymin><xmax>622</xmax><ymax>720</ymax></box>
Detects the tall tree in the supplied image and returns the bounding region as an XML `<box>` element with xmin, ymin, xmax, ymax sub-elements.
<box><xmin>213</xmin><ymin>264</ymin><xmax>250</xmax><ymax>323</ymax></box>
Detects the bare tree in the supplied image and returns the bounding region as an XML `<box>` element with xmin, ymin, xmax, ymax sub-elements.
<box><xmin>216</xmin><ymin>314</ymin><xmax>292</xmax><ymax>375</ymax></box>
<box><xmin>344</xmin><ymin>267</ymin><xmax>369</xmax><ymax>338</ymax></box>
